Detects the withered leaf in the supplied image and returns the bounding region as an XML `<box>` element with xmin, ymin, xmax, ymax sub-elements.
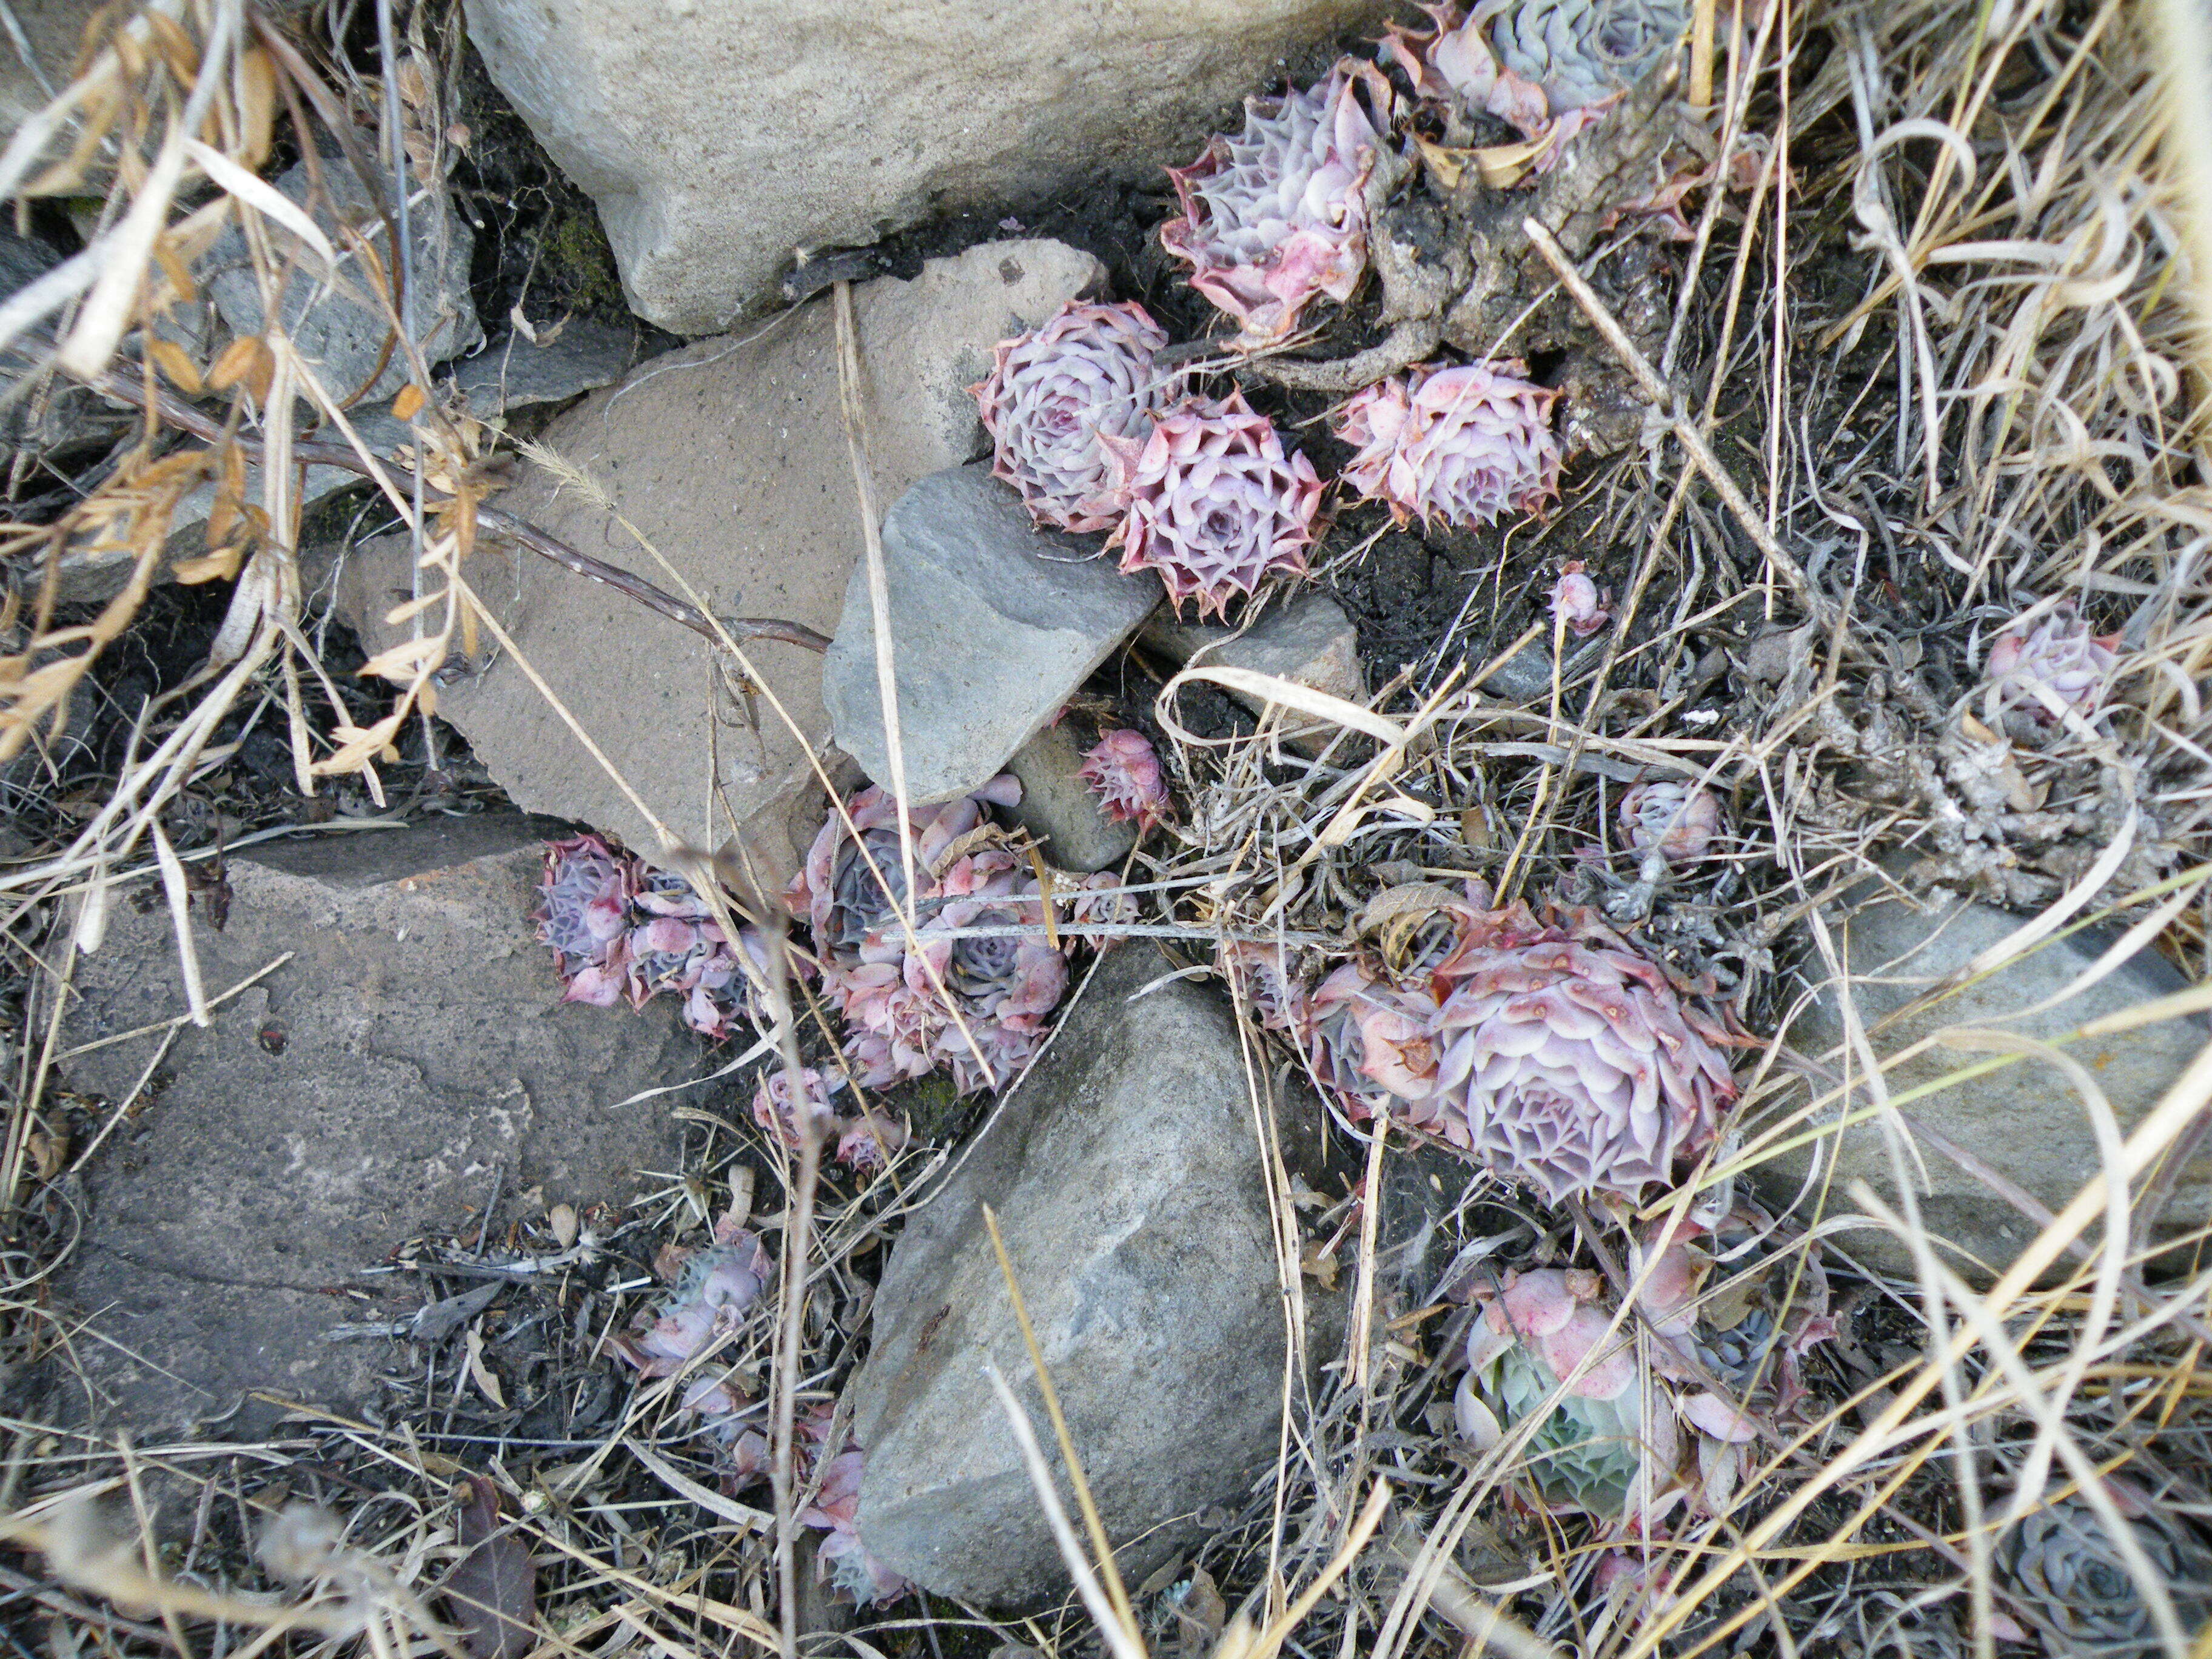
<box><xmin>446</xmin><ymin>1475</ymin><xmax>535</xmax><ymax>1659</ymax></box>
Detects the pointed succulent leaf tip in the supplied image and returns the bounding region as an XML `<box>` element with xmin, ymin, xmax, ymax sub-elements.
<box><xmin>1161</xmin><ymin>58</ymin><xmax>1396</xmax><ymax>344</ymax></box>
<box><xmin>1103</xmin><ymin>390</ymin><xmax>1322</xmax><ymax>620</ymax></box>
<box><xmin>1618</xmin><ymin>777</ymin><xmax>1723</xmax><ymax>862</ymax></box>
<box><xmin>1549</xmin><ymin>560</ymin><xmax>1609</xmax><ymax>636</ymax></box>
<box><xmin>1333</xmin><ymin>360</ymin><xmax>1562</xmax><ymax>529</ymax></box>
<box><xmin>1385</xmin><ymin>0</ymin><xmax>1689</xmax><ymax>159</ymax></box>
<box><xmin>2001</xmin><ymin>1496</ymin><xmax>2212</xmax><ymax>1651</ymax></box>
<box><xmin>1301</xmin><ymin>887</ymin><xmax>1736</xmax><ymax>1202</ymax></box>
<box><xmin>976</xmin><ymin>300</ymin><xmax>1179</xmax><ymax>533</ymax></box>
<box><xmin>1983</xmin><ymin>602</ymin><xmax>2120</xmax><ymax>729</ymax></box>
<box><xmin>1079</xmin><ymin>727</ymin><xmax>1170</xmax><ymax>828</ymax></box>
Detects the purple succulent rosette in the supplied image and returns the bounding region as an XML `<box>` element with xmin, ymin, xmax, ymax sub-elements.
<box><xmin>975</xmin><ymin>300</ymin><xmax>1178</xmax><ymax>533</ymax></box>
<box><xmin>1079</xmin><ymin>728</ymin><xmax>1170</xmax><ymax>829</ymax></box>
<box><xmin>1385</xmin><ymin>0</ymin><xmax>1689</xmax><ymax>163</ymax></box>
<box><xmin>1102</xmin><ymin>390</ymin><xmax>1322</xmax><ymax>620</ymax></box>
<box><xmin>1618</xmin><ymin>778</ymin><xmax>1723</xmax><ymax>863</ymax></box>
<box><xmin>537</xmin><ymin>834</ymin><xmax>767</xmax><ymax>1039</ymax></box>
<box><xmin>1982</xmin><ymin>602</ymin><xmax>2120</xmax><ymax>731</ymax></box>
<box><xmin>1288</xmin><ymin>885</ymin><xmax>1739</xmax><ymax>1204</ymax></box>
<box><xmin>1161</xmin><ymin>58</ymin><xmax>1396</xmax><ymax>346</ymax></box>
<box><xmin>1334</xmin><ymin>360</ymin><xmax>1562</xmax><ymax>529</ymax></box>
<box><xmin>789</xmin><ymin>776</ymin><xmax>1088</xmax><ymax>1096</ymax></box>
<box><xmin>609</xmin><ymin>1216</ymin><xmax>773</xmax><ymax>1421</ymax></box>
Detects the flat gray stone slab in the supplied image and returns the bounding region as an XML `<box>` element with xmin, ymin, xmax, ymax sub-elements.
<box><xmin>1759</xmin><ymin>873</ymin><xmax>2210</xmax><ymax>1281</ymax></box>
<box><xmin>337</xmin><ymin>243</ymin><xmax>1102</xmax><ymax>893</ymax></box>
<box><xmin>825</xmin><ymin>465</ymin><xmax>1159</xmax><ymax>803</ymax></box>
<box><xmin>52</xmin><ymin>815</ymin><xmax>694</xmax><ymax>1435</ymax></box>
<box><xmin>851</xmin><ymin>944</ymin><xmax>1324</xmax><ymax>1606</ymax></box>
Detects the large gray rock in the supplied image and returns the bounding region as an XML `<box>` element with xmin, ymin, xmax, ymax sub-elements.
<box><xmin>1761</xmin><ymin>876</ymin><xmax>2211</xmax><ymax>1281</ymax></box>
<box><xmin>825</xmin><ymin>465</ymin><xmax>1159</xmax><ymax>805</ymax></box>
<box><xmin>1142</xmin><ymin>592</ymin><xmax>1364</xmax><ymax>756</ymax></box>
<box><xmin>338</xmin><ymin>243</ymin><xmax>1102</xmax><ymax>894</ymax></box>
<box><xmin>852</xmin><ymin>943</ymin><xmax>1322</xmax><ymax>1607</ymax></box>
<box><xmin>459</xmin><ymin>0</ymin><xmax>1391</xmax><ymax>333</ymax></box>
<box><xmin>207</xmin><ymin>159</ymin><xmax>480</xmax><ymax>403</ymax></box>
<box><xmin>53</xmin><ymin>815</ymin><xmax>694</xmax><ymax>1435</ymax></box>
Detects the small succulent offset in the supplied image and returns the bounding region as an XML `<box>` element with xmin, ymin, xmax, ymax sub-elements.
<box><xmin>1386</xmin><ymin>0</ymin><xmax>1691</xmax><ymax>156</ymax></box>
<box><xmin>1081</xmin><ymin>728</ymin><xmax>1170</xmax><ymax>829</ymax></box>
<box><xmin>538</xmin><ymin>834</ymin><xmax>765</xmax><ymax>1039</ymax></box>
<box><xmin>1334</xmin><ymin>360</ymin><xmax>1563</xmax><ymax>530</ymax></box>
<box><xmin>609</xmin><ymin>1215</ymin><xmax>773</xmax><ymax>1423</ymax></box>
<box><xmin>1455</xmin><ymin>1267</ymin><xmax>1678</xmax><ymax>1518</ymax></box>
<box><xmin>1618</xmin><ymin>778</ymin><xmax>1723</xmax><ymax>862</ymax></box>
<box><xmin>1298</xmin><ymin>884</ymin><xmax>1738</xmax><ymax>1204</ymax></box>
<box><xmin>749</xmin><ymin>1066</ymin><xmax>910</xmax><ymax>1174</ymax></box>
<box><xmin>1550</xmin><ymin>561</ymin><xmax>1610</xmax><ymax>636</ymax></box>
<box><xmin>1161</xmin><ymin>58</ymin><xmax>1396</xmax><ymax>345</ymax></box>
<box><xmin>802</xmin><ymin>1450</ymin><xmax>914</xmax><ymax>1607</ymax></box>
<box><xmin>2000</xmin><ymin>1495</ymin><xmax>2212</xmax><ymax>1654</ymax></box>
<box><xmin>975</xmin><ymin>300</ymin><xmax>1179</xmax><ymax>533</ymax></box>
<box><xmin>1983</xmin><ymin>603</ymin><xmax>2120</xmax><ymax>732</ymax></box>
<box><xmin>1103</xmin><ymin>391</ymin><xmax>1323</xmax><ymax>620</ymax></box>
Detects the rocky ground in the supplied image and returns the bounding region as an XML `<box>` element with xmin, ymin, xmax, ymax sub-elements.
<box><xmin>2</xmin><ymin>3</ymin><xmax>2211</xmax><ymax>1658</ymax></box>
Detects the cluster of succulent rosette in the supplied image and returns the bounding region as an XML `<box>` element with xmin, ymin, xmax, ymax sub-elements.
<box><xmin>788</xmin><ymin>776</ymin><xmax>1131</xmax><ymax>1096</ymax></box>
<box><xmin>538</xmin><ymin>834</ymin><xmax>769</xmax><ymax>1041</ymax></box>
<box><xmin>1232</xmin><ymin>882</ymin><xmax>1741</xmax><ymax>1206</ymax></box>
<box><xmin>608</xmin><ymin>1213</ymin><xmax>910</xmax><ymax>1606</ymax></box>
<box><xmin>973</xmin><ymin>5</ymin><xmax>1708</xmax><ymax>618</ymax></box>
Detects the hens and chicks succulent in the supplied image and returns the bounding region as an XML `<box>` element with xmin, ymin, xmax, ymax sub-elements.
<box><xmin>970</xmin><ymin>0</ymin><xmax>1701</xmax><ymax>618</ymax></box>
<box><xmin>608</xmin><ymin>1213</ymin><xmax>910</xmax><ymax>1606</ymax></box>
<box><xmin>1240</xmin><ymin>882</ymin><xmax>1739</xmax><ymax>1206</ymax></box>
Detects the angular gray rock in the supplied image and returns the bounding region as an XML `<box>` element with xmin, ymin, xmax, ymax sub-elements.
<box><xmin>851</xmin><ymin>943</ymin><xmax>1322</xmax><ymax>1606</ymax></box>
<box><xmin>460</xmin><ymin>0</ymin><xmax>1392</xmax><ymax>333</ymax></box>
<box><xmin>1005</xmin><ymin>723</ymin><xmax>1139</xmax><ymax>874</ymax></box>
<box><xmin>207</xmin><ymin>159</ymin><xmax>480</xmax><ymax>403</ymax></box>
<box><xmin>824</xmin><ymin>465</ymin><xmax>1159</xmax><ymax>805</ymax></box>
<box><xmin>337</xmin><ymin>243</ymin><xmax>1102</xmax><ymax>894</ymax></box>
<box><xmin>1759</xmin><ymin>875</ymin><xmax>2211</xmax><ymax>1281</ymax></box>
<box><xmin>1142</xmin><ymin>592</ymin><xmax>1364</xmax><ymax>754</ymax></box>
<box><xmin>54</xmin><ymin>815</ymin><xmax>694</xmax><ymax>1435</ymax></box>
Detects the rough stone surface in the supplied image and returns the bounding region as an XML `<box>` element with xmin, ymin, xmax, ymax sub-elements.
<box><xmin>53</xmin><ymin>815</ymin><xmax>696</xmax><ymax>1435</ymax></box>
<box><xmin>458</xmin><ymin>0</ymin><xmax>1390</xmax><ymax>333</ymax></box>
<box><xmin>826</xmin><ymin>465</ymin><xmax>1159</xmax><ymax>804</ymax></box>
<box><xmin>454</xmin><ymin>320</ymin><xmax>643</xmax><ymax>414</ymax></box>
<box><xmin>851</xmin><ymin>943</ymin><xmax>1321</xmax><ymax>1606</ymax></box>
<box><xmin>1142</xmin><ymin>592</ymin><xmax>1364</xmax><ymax>754</ymax></box>
<box><xmin>207</xmin><ymin>160</ymin><xmax>481</xmax><ymax>403</ymax></box>
<box><xmin>338</xmin><ymin>243</ymin><xmax>1102</xmax><ymax>893</ymax></box>
<box><xmin>1005</xmin><ymin>723</ymin><xmax>1139</xmax><ymax>874</ymax></box>
<box><xmin>1761</xmin><ymin>877</ymin><xmax>2211</xmax><ymax>1281</ymax></box>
